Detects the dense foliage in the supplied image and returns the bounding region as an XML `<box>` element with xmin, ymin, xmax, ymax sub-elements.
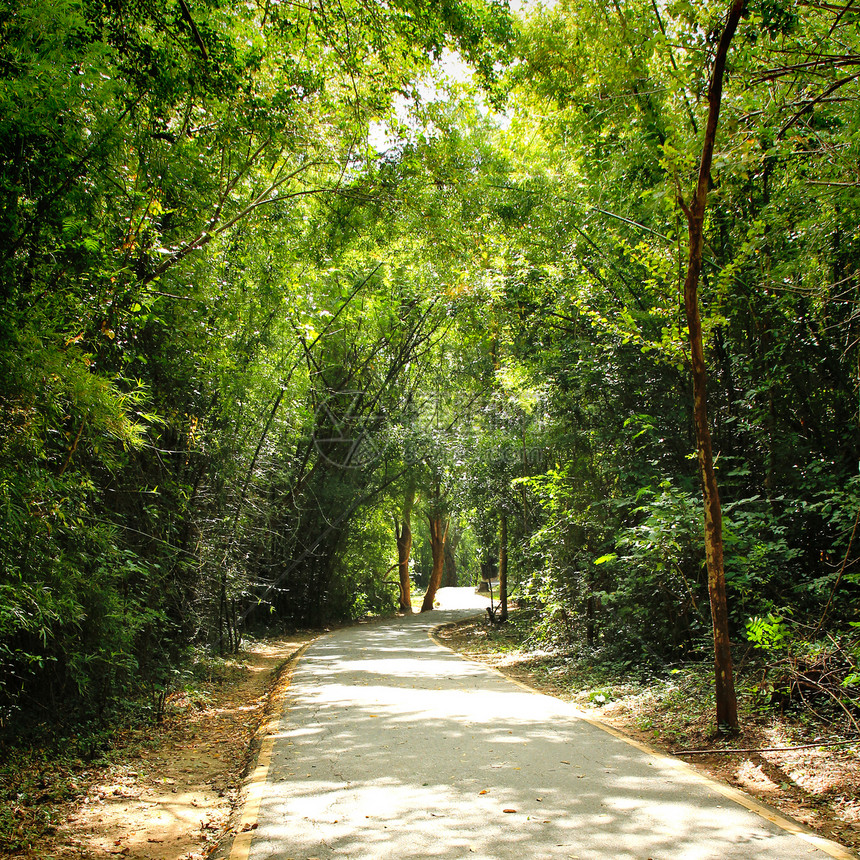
<box><xmin>1</xmin><ymin>0</ymin><xmax>858</xmax><ymax>733</ymax></box>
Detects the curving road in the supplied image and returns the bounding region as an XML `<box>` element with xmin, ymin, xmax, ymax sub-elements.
<box><xmin>235</xmin><ymin>588</ymin><xmax>853</xmax><ymax>860</ymax></box>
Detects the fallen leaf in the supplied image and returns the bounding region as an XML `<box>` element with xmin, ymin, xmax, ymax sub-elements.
<box><xmin>479</xmin><ymin>790</ymin><xmax>488</xmax><ymax>795</ymax></box>
<box><xmin>503</xmin><ymin>808</ymin><xmax>517</xmax><ymax>813</ymax></box>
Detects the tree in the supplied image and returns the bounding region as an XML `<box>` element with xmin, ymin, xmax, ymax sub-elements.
<box><xmin>0</xmin><ymin>0</ymin><xmax>515</xmax><ymax>724</ymax></box>
<box><xmin>421</xmin><ymin>479</ymin><xmax>450</xmax><ymax>612</ymax></box>
<box><xmin>497</xmin><ymin>512</ymin><xmax>509</xmax><ymax>623</ymax></box>
<box><xmin>677</xmin><ymin>0</ymin><xmax>745</xmax><ymax>733</ymax></box>
<box><xmin>394</xmin><ymin>479</ymin><xmax>417</xmax><ymax>613</ymax></box>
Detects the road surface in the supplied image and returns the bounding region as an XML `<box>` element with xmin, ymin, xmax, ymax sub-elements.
<box><xmin>234</xmin><ymin>588</ymin><xmax>852</xmax><ymax>860</ymax></box>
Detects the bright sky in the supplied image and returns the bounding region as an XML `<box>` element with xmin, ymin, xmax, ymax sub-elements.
<box><xmin>367</xmin><ymin>50</ymin><xmax>473</xmax><ymax>153</ymax></box>
<box><xmin>367</xmin><ymin>42</ymin><xmax>517</xmax><ymax>155</ymax></box>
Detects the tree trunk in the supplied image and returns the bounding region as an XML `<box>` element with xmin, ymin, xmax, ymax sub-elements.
<box><xmin>498</xmin><ymin>513</ymin><xmax>509</xmax><ymax>623</ymax></box>
<box><xmin>420</xmin><ymin>514</ymin><xmax>449</xmax><ymax>612</ymax></box>
<box><xmin>394</xmin><ymin>483</ymin><xmax>415</xmax><ymax>613</ymax></box>
<box><xmin>679</xmin><ymin>0</ymin><xmax>744</xmax><ymax>733</ymax></box>
<box><xmin>443</xmin><ymin>526</ymin><xmax>459</xmax><ymax>588</ymax></box>
<box><xmin>586</xmin><ymin>594</ymin><xmax>596</xmax><ymax>648</ymax></box>
<box><xmin>395</xmin><ymin>519</ymin><xmax>413</xmax><ymax>612</ymax></box>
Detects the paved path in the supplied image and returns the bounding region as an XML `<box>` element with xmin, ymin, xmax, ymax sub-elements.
<box><xmin>238</xmin><ymin>589</ymin><xmax>852</xmax><ymax>860</ymax></box>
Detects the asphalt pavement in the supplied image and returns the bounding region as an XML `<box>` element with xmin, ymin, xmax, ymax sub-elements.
<box><xmin>234</xmin><ymin>588</ymin><xmax>853</xmax><ymax>860</ymax></box>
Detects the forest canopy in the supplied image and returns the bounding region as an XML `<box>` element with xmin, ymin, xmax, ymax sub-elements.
<box><xmin>1</xmin><ymin>0</ymin><xmax>858</xmax><ymax>733</ymax></box>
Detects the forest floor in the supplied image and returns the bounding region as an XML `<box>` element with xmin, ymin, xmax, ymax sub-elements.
<box><xmin>1</xmin><ymin>632</ymin><xmax>317</xmax><ymax>860</ymax></box>
<box><xmin>435</xmin><ymin>614</ymin><xmax>860</xmax><ymax>856</ymax></box>
<box><xmin>3</xmin><ymin>610</ymin><xmax>859</xmax><ymax>859</ymax></box>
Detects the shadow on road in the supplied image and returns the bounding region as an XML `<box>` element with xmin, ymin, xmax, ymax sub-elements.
<box><xmin>248</xmin><ymin>596</ymin><xmax>844</xmax><ymax>860</ymax></box>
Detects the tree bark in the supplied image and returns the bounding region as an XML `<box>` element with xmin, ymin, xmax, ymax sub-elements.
<box><xmin>679</xmin><ymin>0</ymin><xmax>744</xmax><ymax>733</ymax></box>
<box><xmin>394</xmin><ymin>483</ymin><xmax>415</xmax><ymax>613</ymax></box>
<box><xmin>420</xmin><ymin>513</ymin><xmax>449</xmax><ymax>612</ymax></box>
<box><xmin>498</xmin><ymin>513</ymin><xmax>509</xmax><ymax>623</ymax></box>
<box><xmin>443</xmin><ymin>526</ymin><xmax>459</xmax><ymax>588</ymax></box>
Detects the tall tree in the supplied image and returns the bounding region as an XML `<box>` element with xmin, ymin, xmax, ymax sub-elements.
<box><xmin>678</xmin><ymin>0</ymin><xmax>745</xmax><ymax>733</ymax></box>
<box><xmin>497</xmin><ymin>512</ymin><xmax>509</xmax><ymax>623</ymax></box>
<box><xmin>395</xmin><ymin>480</ymin><xmax>417</xmax><ymax>613</ymax></box>
<box><xmin>421</xmin><ymin>480</ymin><xmax>450</xmax><ymax>612</ymax></box>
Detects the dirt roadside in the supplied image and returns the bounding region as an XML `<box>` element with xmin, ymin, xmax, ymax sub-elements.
<box><xmin>3</xmin><ymin>634</ymin><xmax>315</xmax><ymax>860</ymax></box>
<box><xmin>435</xmin><ymin>617</ymin><xmax>860</xmax><ymax>857</ymax></box>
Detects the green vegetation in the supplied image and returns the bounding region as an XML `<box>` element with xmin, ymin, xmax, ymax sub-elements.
<box><xmin>2</xmin><ymin>0</ymin><xmax>859</xmax><ymax>747</ymax></box>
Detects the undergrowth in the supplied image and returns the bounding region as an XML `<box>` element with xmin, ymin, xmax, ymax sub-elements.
<box><xmin>0</xmin><ymin>644</ymin><xmax>255</xmax><ymax>855</ymax></box>
<box><xmin>444</xmin><ymin>609</ymin><xmax>859</xmax><ymax>749</ymax></box>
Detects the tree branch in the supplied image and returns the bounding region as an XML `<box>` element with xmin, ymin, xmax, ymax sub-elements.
<box><xmin>178</xmin><ymin>0</ymin><xmax>209</xmax><ymax>60</ymax></box>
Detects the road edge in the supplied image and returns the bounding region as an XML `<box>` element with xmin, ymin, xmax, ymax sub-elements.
<box><xmin>223</xmin><ymin>640</ymin><xmax>316</xmax><ymax>860</ymax></box>
<box><xmin>428</xmin><ymin>623</ymin><xmax>857</xmax><ymax>860</ymax></box>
